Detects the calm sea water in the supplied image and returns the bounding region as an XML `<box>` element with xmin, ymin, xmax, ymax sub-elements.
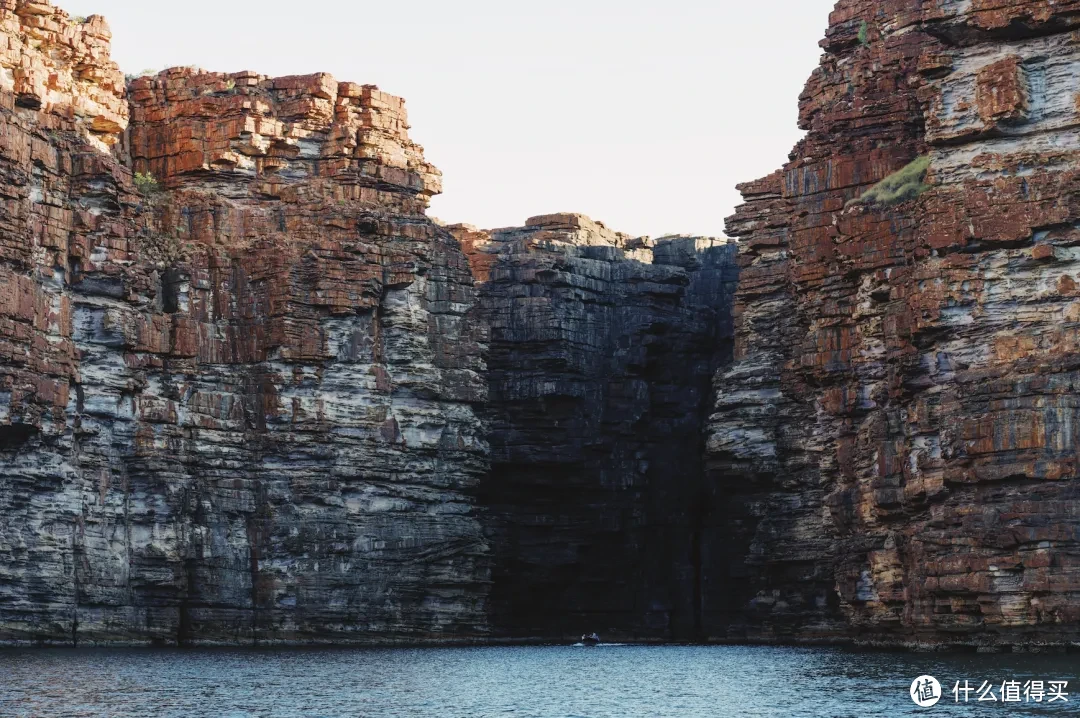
<box><xmin>2</xmin><ymin>644</ymin><xmax>1079</xmax><ymax>717</ymax></box>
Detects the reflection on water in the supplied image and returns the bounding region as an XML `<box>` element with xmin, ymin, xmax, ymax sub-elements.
<box><xmin>2</xmin><ymin>644</ymin><xmax>1079</xmax><ymax>717</ymax></box>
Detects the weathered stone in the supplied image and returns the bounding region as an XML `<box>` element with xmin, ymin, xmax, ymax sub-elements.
<box><xmin>708</xmin><ymin>0</ymin><xmax>1080</xmax><ymax>648</ymax></box>
<box><xmin>14</xmin><ymin>0</ymin><xmax>1080</xmax><ymax>651</ymax></box>
<box><xmin>452</xmin><ymin>215</ymin><xmax>738</xmax><ymax>641</ymax></box>
<box><xmin>0</xmin><ymin>0</ymin><xmax>488</xmax><ymax>645</ymax></box>
<box><xmin>127</xmin><ymin>68</ymin><xmax>441</xmax><ymax>210</ymax></box>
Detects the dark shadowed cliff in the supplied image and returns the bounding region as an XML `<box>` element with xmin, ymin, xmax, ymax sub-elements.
<box><xmin>452</xmin><ymin>215</ymin><xmax>737</xmax><ymax>641</ymax></box>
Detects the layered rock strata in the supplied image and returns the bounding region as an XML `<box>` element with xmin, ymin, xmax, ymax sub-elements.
<box><xmin>15</xmin><ymin>0</ymin><xmax>1080</xmax><ymax>651</ymax></box>
<box><xmin>0</xmin><ymin>0</ymin><xmax>489</xmax><ymax>644</ymax></box>
<box><xmin>708</xmin><ymin>0</ymin><xmax>1080</xmax><ymax>647</ymax></box>
<box><xmin>0</xmin><ymin>0</ymin><xmax>742</xmax><ymax>646</ymax></box>
<box><xmin>453</xmin><ymin>215</ymin><xmax>738</xmax><ymax>641</ymax></box>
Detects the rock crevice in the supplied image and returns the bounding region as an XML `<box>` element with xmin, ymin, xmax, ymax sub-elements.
<box><xmin>451</xmin><ymin>214</ymin><xmax>737</xmax><ymax>641</ymax></box>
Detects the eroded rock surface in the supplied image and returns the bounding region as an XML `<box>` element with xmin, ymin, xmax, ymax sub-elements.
<box><xmin>0</xmin><ymin>0</ymin><xmax>488</xmax><ymax>644</ymax></box>
<box><xmin>14</xmin><ymin>0</ymin><xmax>1080</xmax><ymax>650</ymax></box>
<box><xmin>708</xmin><ymin>0</ymin><xmax>1080</xmax><ymax>647</ymax></box>
<box><xmin>0</xmin><ymin>0</ymin><xmax>741</xmax><ymax>647</ymax></box>
<box><xmin>452</xmin><ymin>214</ymin><xmax>738</xmax><ymax>641</ymax></box>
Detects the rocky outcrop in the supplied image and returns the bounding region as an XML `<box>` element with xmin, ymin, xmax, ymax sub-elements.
<box><xmin>17</xmin><ymin>0</ymin><xmax>1080</xmax><ymax>651</ymax></box>
<box><xmin>452</xmin><ymin>215</ymin><xmax>738</xmax><ymax>641</ymax></box>
<box><xmin>707</xmin><ymin>0</ymin><xmax>1080</xmax><ymax>648</ymax></box>
<box><xmin>0</xmin><ymin>0</ymin><xmax>742</xmax><ymax>647</ymax></box>
<box><xmin>0</xmin><ymin>0</ymin><xmax>489</xmax><ymax>645</ymax></box>
<box><xmin>0</xmin><ymin>0</ymin><xmax>738</xmax><ymax>647</ymax></box>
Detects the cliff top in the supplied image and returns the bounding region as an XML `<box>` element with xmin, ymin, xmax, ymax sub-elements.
<box><xmin>126</xmin><ymin>65</ymin><xmax>440</xmax><ymax>205</ymax></box>
<box><xmin>448</xmin><ymin>213</ymin><xmax>732</xmax><ymax>284</ymax></box>
<box><xmin>0</xmin><ymin>0</ymin><xmax>126</xmax><ymax>149</ymax></box>
<box><xmin>0</xmin><ymin>0</ymin><xmax>440</xmax><ymax>209</ymax></box>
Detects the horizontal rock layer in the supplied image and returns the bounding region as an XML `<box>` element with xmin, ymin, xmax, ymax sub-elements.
<box><xmin>0</xmin><ymin>0</ymin><xmax>489</xmax><ymax>645</ymax></box>
<box><xmin>453</xmin><ymin>215</ymin><xmax>738</xmax><ymax>641</ymax></box>
<box><xmin>708</xmin><ymin>0</ymin><xmax>1080</xmax><ymax>648</ymax></box>
<box><xmin>12</xmin><ymin>0</ymin><xmax>1080</xmax><ymax>651</ymax></box>
<box><xmin>0</xmin><ymin>0</ymin><xmax>739</xmax><ymax>647</ymax></box>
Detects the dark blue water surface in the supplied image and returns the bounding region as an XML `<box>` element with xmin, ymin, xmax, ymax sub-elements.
<box><xmin>2</xmin><ymin>644</ymin><xmax>1080</xmax><ymax>717</ymax></box>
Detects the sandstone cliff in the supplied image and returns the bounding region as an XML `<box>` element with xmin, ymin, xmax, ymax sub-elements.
<box><xmin>708</xmin><ymin>0</ymin><xmax>1080</xmax><ymax>648</ymax></box>
<box><xmin>0</xmin><ymin>0</ymin><xmax>737</xmax><ymax>646</ymax></box>
<box><xmin>0</xmin><ymin>1</ymin><xmax>489</xmax><ymax>644</ymax></box>
<box><xmin>10</xmin><ymin>0</ymin><xmax>1080</xmax><ymax>650</ymax></box>
<box><xmin>452</xmin><ymin>215</ymin><xmax>737</xmax><ymax>641</ymax></box>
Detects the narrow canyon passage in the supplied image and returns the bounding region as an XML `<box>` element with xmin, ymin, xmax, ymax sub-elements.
<box><xmin>454</xmin><ymin>217</ymin><xmax>738</xmax><ymax>641</ymax></box>
<box><xmin>5</xmin><ymin>0</ymin><xmax>1080</xmax><ymax>651</ymax></box>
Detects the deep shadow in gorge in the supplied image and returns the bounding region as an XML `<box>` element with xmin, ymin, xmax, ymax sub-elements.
<box><xmin>456</xmin><ymin>216</ymin><xmax>739</xmax><ymax>641</ymax></box>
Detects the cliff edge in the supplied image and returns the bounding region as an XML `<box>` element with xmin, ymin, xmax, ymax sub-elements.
<box><xmin>0</xmin><ymin>0</ymin><xmax>489</xmax><ymax>644</ymax></box>
<box><xmin>708</xmin><ymin>0</ymin><xmax>1080</xmax><ymax>648</ymax></box>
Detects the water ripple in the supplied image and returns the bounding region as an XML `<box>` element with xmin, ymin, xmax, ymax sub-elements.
<box><xmin>1</xmin><ymin>645</ymin><xmax>1079</xmax><ymax>717</ymax></box>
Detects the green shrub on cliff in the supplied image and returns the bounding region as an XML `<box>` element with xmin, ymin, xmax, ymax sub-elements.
<box><xmin>134</xmin><ymin>171</ymin><xmax>159</xmax><ymax>196</ymax></box>
<box><xmin>846</xmin><ymin>155</ymin><xmax>931</xmax><ymax>209</ymax></box>
<box><xmin>857</xmin><ymin>21</ymin><xmax>869</xmax><ymax>46</ymax></box>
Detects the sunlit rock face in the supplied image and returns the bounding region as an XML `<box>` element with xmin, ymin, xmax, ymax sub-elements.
<box><xmin>0</xmin><ymin>0</ymin><xmax>489</xmax><ymax>645</ymax></box>
<box><xmin>707</xmin><ymin>0</ymin><xmax>1080</xmax><ymax>648</ymax></box>
<box><xmin>0</xmin><ymin>0</ymin><xmax>739</xmax><ymax>647</ymax></box>
<box><xmin>453</xmin><ymin>215</ymin><xmax>739</xmax><ymax>641</ymax></box>
<box><xmin>14</xmin><ymin>0</ymin><xmax>1080</xmax><ymax>650</ymax></box>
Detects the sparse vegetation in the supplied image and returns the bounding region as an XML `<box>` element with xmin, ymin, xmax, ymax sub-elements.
<box><xmin>125</xmin><ymin>68</ymin><xmax>158</xmax><ymax>82</ymax></box>
<box><xmin>72</xmin><ymin>15</ymin><xmax>86</xmax><ymax>23</ymax></box>
<box><xmin>846</xmin><ymin>156</ymin><xmax>931</xmax><ymax>209</ymax></box>
<box><xmin>858</xmin><ymin>20</ymin><xmax>869</xmax><ymax>46</ymax></box>
<box><xmin>202</xmin><ymin>79</ymin><xmax>237</xmax><ymax>96</ymax></box>
<box><xmin>134</xmin><ymin>171</ymin><xmax>160</xmax><ymax>196</ymax></box>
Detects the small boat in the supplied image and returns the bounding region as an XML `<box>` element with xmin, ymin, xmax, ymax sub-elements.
<box><xmin>580</xmin><ymin>633</ymin><xmax>601</xmax><ymax>647</ymax></box>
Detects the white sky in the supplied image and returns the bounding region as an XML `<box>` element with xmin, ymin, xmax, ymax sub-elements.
<box><xmin>60</xmin><ymin>0</ymin><xmax>836</xmax><ymax>238</ymax></box>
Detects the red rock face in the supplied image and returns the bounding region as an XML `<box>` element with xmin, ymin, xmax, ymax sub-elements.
<box><xmin>0</xmin><ymin>0</ymin><xmax>741</xmax><ymax>647</ymax></box>
<box><xmin>708</xmin><ymin>0</ymin><xmax>1080</xmax><ymax>647</ymax></box>
<box><xmin>126</xmin><ymin>68</ymin><xmax>440</xmax><ymax>211</ymax></box>
<box><xmin>0</xmin><ymin>2</ymin><xmax>125</xmax><ymax>435</ymax></box>
<box><xmin>14</xmin><ymin>0</ymin><xmax>1080</xmax><ymax>650</ymax></box>
<box><xmin>0</xmin><ymin>0</ymin><xmax>488</xmax><ymax>645</ymax></box>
